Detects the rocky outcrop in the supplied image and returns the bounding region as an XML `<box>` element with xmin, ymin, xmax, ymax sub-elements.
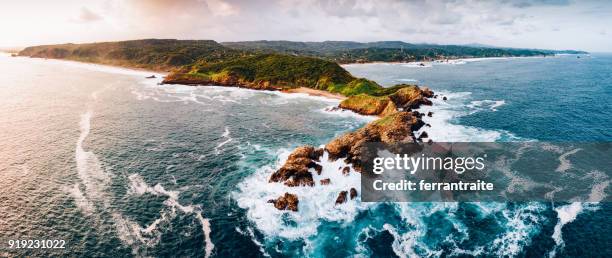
<box><xmin>266</xmin><ymin>87</ymin><xmax>433</xmax><ymax>211</ymax></box>
<box><xmin>335</xmin><ymin>191</ymin><xmax>348</xmax><ymax>205</ymax></box>
<box><xmin>338</xmin><ymin>86</ymin><xmax>433</xmax><ymax>117</ymax></box>
<box><xmin>341</xmin><ymin>166</ymin><xmax>350</xmax><ymax>176</ymax></box>
<box><xmin>350</xmin><ymin>188</ymin><xmax>358</xmax><ymax>200</ymax></box>
<box><xmin>269</xmin><ymin>146</ymin><xmax>323</xmax><ymax>187</ymax></box>
<box><xmin>268</xmin><ymin>193</ymin><xmax>299</xmax><ymax>211</ymax></box>
<box><xmin>325</xmin><ymin>111</ymin><xmax>424</xmax><ymax>171</ymax></box>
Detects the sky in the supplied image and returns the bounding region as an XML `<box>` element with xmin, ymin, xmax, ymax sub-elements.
<box><xmin>1</xmin><ymin>0</ymin><xmax>611</xmax><ymax>52</ymax></box>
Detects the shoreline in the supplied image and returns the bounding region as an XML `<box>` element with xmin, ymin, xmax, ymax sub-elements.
<box><xmin>282</xmin><ymin>87</ymin><xmax>347</xmax><ymax>100</ymax></box>
<box><xmin>339</xmin><ymin>54</ymin><xmax>557</xmax><ymax>66</ymax></box>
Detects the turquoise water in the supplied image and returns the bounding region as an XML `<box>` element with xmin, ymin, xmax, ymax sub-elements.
<box><xmin>0</xmin><ymin>53</ymin><xmax>609</xmax><ymax>257</ymax></box>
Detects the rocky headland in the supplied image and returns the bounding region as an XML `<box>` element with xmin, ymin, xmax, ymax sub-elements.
<box><xmin>266</xmin><ymin>86</ymin><xmax>434</xmax><ymax>211</ymax></box>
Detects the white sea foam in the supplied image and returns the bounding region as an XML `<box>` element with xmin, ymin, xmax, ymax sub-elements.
<box><xmin>236</xmin><ymin>227</ymin><xmax>270</xmax><ymax>257</ymax></box>
<box><xmin>491</xmin><ymin>203</ymin><xmax>545</xmax><ymax>257</ymax></box>
<box><xmin>126</xmin><ymin>174</ymin><xmax>215</xmax><ymax>258</ymax></box>
<box><xmin>549</xmin><ymin>202</ymin><xmax>583</xmax><ymax>257</ymax></box>
<box><xmin>401</xmin><ymin>62</ymin><xmax>433</xmax><ymax>68</ymax></box>
<box><xmin>215</xmin><ymin>127</ymin><xmax>233</xmax><ymax>155</ymax></box>
<box><xmin>75</xmin><ymin>111</ymin><xmax>112</xmax><ymax>203</ymax></box>
<box><xmin>555</xmin><ymin>148</ymin><xmax>582</xmax><ymax>172</ymax></box>
<box><xmin>69</xmin><ymin>110</ymin><xmax>214</xmax><ymax>256</ymax></box>
<box><xmin>415</xmin><ymin>91</ymin><xmax>516</xmax><ymax>142</ymax></box>
<box><xmin>395</xmin><ymin>78</ymin><xmax>419</xmax><ymax>83</ymax></box>
<box><xmin>467</xmin><ymin>99</ymin><xmax>506</xmax><ymax>112</ymax></box>
<box><xmin>320</xmin><ymin>106</ymin><xmax>377</xmax><ymax>122</ymax></box>
<box><xmin>63</xmin><ymin>183</ymin><xmax>95</xmax><ymax>215</ymax></box>
<box><xmin>235</xmin><ymin>148</ymin><xmax>373</xmax><ymax>240</ymax></box>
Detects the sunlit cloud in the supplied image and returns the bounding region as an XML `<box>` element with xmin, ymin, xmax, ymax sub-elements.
<box><xmin>0</xmin><ymin>0</ymin><xmax>610</xmax><ymax>52</ymax></box>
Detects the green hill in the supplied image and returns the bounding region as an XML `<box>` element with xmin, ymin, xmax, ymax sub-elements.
<box><xmin>19</xmin><ymin>39</ymin><xmax>247</xmax><ymax>71</ymax></box>
<box><xmin>221</xmin><ymin>40</ymin><xmax>586</xmax><ymax>63</ymax></box>
<box><xmin>163</xmin><ymin>53</ymin><xmax>419</xmax><ymax>97</ymax></box>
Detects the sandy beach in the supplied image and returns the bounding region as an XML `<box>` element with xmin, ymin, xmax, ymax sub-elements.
<box><xmin>282</xmin><ymin>87</ymin><xmax>347</xmax><ymax>100</ymax></box>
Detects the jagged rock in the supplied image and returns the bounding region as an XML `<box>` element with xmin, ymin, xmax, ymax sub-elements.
<box><xmin>350</xmin><ymin>188</ymin><xmax>358</xmax><ymax>199</ymax></box>
<box><xmin>421</xmin><ymin>87</ymin><xmax>434</xmax><ymax>98</ymax></box>
<box><xmin>325</xmin><ymin>112</ymin><xmax>423</xmax><ymax>171</ymax></box>
<box><xmin>314</xmin><ymin>164</ymin><xmax>323</xmax><ymax>175</ymax></box>
<box><xmin>443</xmin><ymin>96</ymin><xmax>448</xmax><ymax>101</ymax></box>
<box><xmin>268</xmin><ymin>193</ymin><xmax>299</xmax><ymax>212</ymax></box>
<box><xmin>427</xmin><ymin>111</ymin><xmax>433</xmax><ymax>117</ymax></box>
<box><xmin>411</xmin><ymin>111</ymin><xmax>423</xmax><ymax>118</ymax></box>
<box><xmin>269</xmin><ymin>146</ymin><xmax>324</xmax><ymax>187</ymax></box>
<box><xmin>342</xmin><ymin>166</ymin><xmax>350</xmax><ymax>175</ymax></box>
<box><xmin>320</xmin><ymin>178</ymin><xmax>331</xmax><ymax>185</ymax></box>
<box><xmin>335</xmin><ymin>191</ymin><xmax>348</xmax><ymax>205</ymax></box>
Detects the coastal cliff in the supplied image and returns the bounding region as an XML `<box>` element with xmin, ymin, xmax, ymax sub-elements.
<box><xmin>267</xmin><ymin>85</ymin><xmax>434</xmax><ymax>211</ymax></box>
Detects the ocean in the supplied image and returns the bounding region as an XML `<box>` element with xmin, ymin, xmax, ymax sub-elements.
<box><xmin>0</xmin><ymin>53</ymin><xmax>609</xmax><ymax>257</ymax></box>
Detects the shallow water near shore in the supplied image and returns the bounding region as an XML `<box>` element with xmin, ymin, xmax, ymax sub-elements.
<box><xmin>0</xmin><ymin>54</ymin><xmax>610</xmax><ymax>257</ymax></box>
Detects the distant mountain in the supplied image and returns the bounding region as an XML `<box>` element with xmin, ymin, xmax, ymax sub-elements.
<box><xmin>222</xmin><ymin>40</ymin><xmax>588</xmax><ymax>63</ymax></box>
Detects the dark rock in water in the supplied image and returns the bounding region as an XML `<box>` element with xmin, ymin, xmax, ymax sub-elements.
<box><xmin>425</xmin><ymin>123</ymin><xmax>431</xmax><ymax>127</ymax></box>
<box><xmin>442</xmin><ymin>96</ymin><xmax>448</xmax><ymax>101</ymax></box>
<box><xmin>326</xmin><ymin>106</ymin><xmax>340</xmax><ymax>112</ymax></box>
<box><xmin>320</xmin><ymin>178</ymin><xmax>331</xmax><ymax>185</ymax></box>
<box><xmin>350</xmin><ymin>188</ymin><xmax>358</xmax><ymax>199</ymax></box>
<box><xmin>314</xmin><ymin>164</ymin><xmax>323</xmax><ymax>175</ymax></box>
<box><xmin>427</xmin><ymin>112</ymin><xmax>433</xmax><ymax>117</ymax></box>
<box><xmin>428</xmin><ymin>139</ymin><xmax>434</xmax><ymax>144</ymax></box>
<box><xmin>342</xmin><ymin>166</ymin><xmax>350</xmax><ymax>176</ymax></box>
<box><xmin>421</xmin><ymin>87</ymin><xmax>434</xmax><ymax>98</ymax></box>
<box><xmin>433</xmin><ymin>95</ymin><xmax>438</xmax><ymax>99</ymax></box>
<box><xmin>270</xmin><ymin>146</ymin><xmax>323</xmax><ymax>187</ymax></box>
<box><xmin>325</xmin><ymin>112</ymin><xmax>422</xmax><ymax>172</ymax></box>
<box><xmin>146</xmin><ymin>75</ymin><xmax>156</xmax><ymax>79</ymax></box>
<box><xmin>335</xmin><ymin>191</ymin><xmax>348</xmax><ymax>205</ymax></box>
<box><xmin>268</xmin><ymin>192</ymin><xmax>299</xmax><ymax>212</ymax></box>
<box><xmin>411</xmin><ymin>111</ymin><xmax>423</xmax><ymax>118</ymax></box>
<box><xmin>419</xmin><ymin>131</ymin><xmax>429</xmax><ymax>139</ymax></box>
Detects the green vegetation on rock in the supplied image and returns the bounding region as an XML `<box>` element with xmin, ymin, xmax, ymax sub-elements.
<box><xmin>184</xmin><ymin>53</ymin><xmax>354</xmax><ymax>88</ymax></box>
<box><xmin>339</xmin><ymin>85</ymin><xmax>433</xmax><ymax>116</ymax></box>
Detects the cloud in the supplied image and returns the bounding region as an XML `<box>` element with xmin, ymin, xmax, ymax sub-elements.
<box><xmin>5</xmin><ymin>0</ymin><xmax>609</xmax><ymax>51</ymax></box>
<box><xmin>73</xmin><ymin>7</ymin><xmax>103</xmax><ymax>23</ymax></box>
<box><xmin>507</xmin><ymin>0</ymin><xmax>571</xmax><ymax>8</ymax></box>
